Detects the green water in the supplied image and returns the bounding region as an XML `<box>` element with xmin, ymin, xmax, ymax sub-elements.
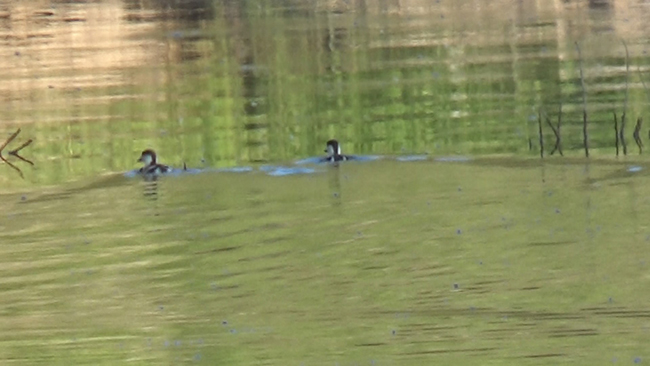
<box><xmin>2</xmin><ymin>157</ymin><xmax>650</xmax><ymax>364</ymax></box>
<box><xmin>1</xmin><ymin>0</ymin><xmax>650</xmax><ymax>364</ymax></box>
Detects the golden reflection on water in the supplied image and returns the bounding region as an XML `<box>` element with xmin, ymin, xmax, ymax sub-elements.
<box><xmin>1</xmin><ymin>158</ymin><xmax>650</xmax><ymax>364</ymax></box>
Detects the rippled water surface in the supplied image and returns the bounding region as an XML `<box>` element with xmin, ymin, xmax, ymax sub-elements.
<box><xmin>2</xmin><ymin>0</ymin><xmax>650</xmax><ymax>365</ymax></box>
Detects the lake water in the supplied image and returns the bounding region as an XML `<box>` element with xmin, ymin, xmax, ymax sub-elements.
<box><xmin>1</xmin><ymin>0</ymin><xmax>650</xmax><ymax>365</ymax></box>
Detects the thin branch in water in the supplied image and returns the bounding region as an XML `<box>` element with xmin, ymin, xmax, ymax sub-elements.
<box><xmin>582</xmin><ymin>110</ymin><xmax>589</xmax><ymax>157</ymax></box>
<box><xmin>537</xmin><ymin>109</ymin><xmax>544</xmax><ymax>158</ymax></box>
<box><xmin>545</xmin><ymin>105</ymin><xmax>563</xmax><ymax>156</ymax></box>
<box><xmin>621</xmin><ymin>112</ymin><xmax>627</xmax><ymax>155</ymax></box>
<box><xmin>556</xmin><ymin>104</ymin><xmax>563</xmax><ymax>156</ymax></box>
<box><xmin>0</xmin><ymin>128</ymin><xmax>20</xmax><ymax>153</ymax></box>
<box><xmin>544</xmin><ymin>116</ymin><xmax>556</xmax><ymax>155</ymax></box>
<box><xmin>0</xmin><ymin>155</ymin><xmax>24</xmax><ymax>179</ymax></box>
<box><xmin>635</xmin><ymin>62</ymin><xmax>650</xmax><ymax>148</ymax></box>
<box><xmin>9</xmin><ymin>139</ymin><xmax>34</xmax><ymax>165</ymax></box>
<box><xmin>0</xmin><ymin>128</ymin><xmax>33</xmax><ymax>178</ymax></box>
<box><xmin>633</xmin><ymin>117</ymin><xmax>643</xmax><ymax>154</ymax></box>
<box><xmin>614</xmin><ymin>112</ymin><xmax>620</xmax><ymax>156</ymax></box>
<box><xmin>575</xmin><ymin>42</ymin><xmax>589</xmax><ymax>157</ymax></box>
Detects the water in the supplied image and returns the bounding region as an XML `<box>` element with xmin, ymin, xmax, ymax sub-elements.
<box><xmin>1</xmin><ymin>0</ymin><xmax>650</xmax><ymax>364</ymax></box>
<box><xmin>3</xmin><ymin>158</ymin><xmax>650</xmax><ymax>364</ymax></box>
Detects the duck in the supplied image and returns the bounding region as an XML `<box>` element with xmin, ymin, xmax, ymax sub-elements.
<box><xmin>137</xmin><ymin>149</ymin><xmax>172</xmax><ymax>175</ymax></box>
<box><xmin>323</xmin><ymin>139</ymin><xmax>353</xmax><ymax>162</ymax></box>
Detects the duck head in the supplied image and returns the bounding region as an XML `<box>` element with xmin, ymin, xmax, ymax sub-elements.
<box><xmin>324</xmin><ymin>139</ymin><xmax>341</xmax><ymax>158</ymax></box>
<box><xmin>138</xmin><ymin>149</ymin><xmax>157</xmax><ymax>166</ymax></box>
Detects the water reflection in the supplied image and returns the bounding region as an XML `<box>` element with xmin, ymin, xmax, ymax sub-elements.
<box><xmin>327</xmin><ymin>164</ymin><xmax>342</xmax><ymax>206</ymax></box>
<box><xmin>2</xmin><ymin>2</ymin><xmax>650</xmax><ymax>363</ymax></box>
<box><xmin>142</xmin><ymin>178</ymin><xmax>160</xmax><ymax>200</ymax></box>
<box><xmin>0</xmin><ymin>0</ymin><xmax>646</xmax><ymax>186</ymax></box>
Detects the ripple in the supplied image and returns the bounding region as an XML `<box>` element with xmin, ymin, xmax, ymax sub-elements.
<box><xmin>124</xmin><ymin>166</ymin><xmax>252</xmax><ymax>178</ymax></box>
<box><xmin>260</xmin><ymin>165</ymin><xmax>318</xmax><ymax>176</ymax></box>
<box><xmin>396</xmin><ymin>155</ymin><xmax>428</xmax><ymax>162</ymax></box>
<box><xmin>295</xmin><ymin>155</ymin><xmax>382</xmax><ymax>164</ymax></box>
<box><xmin>435</xmin><ymin>156</ymin><xmax>473</xmax><ymax>163</ymax></box>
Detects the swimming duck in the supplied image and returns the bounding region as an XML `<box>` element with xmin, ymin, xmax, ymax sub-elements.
<box><xmin>137</xmin><ymin>149</ymin><xmax>172</xmax><ymax>175</ymax></box>
<box><xmin>323</xmin><ymin>139</ymin><xmax>352</xmax><ymax>162</ymax></box>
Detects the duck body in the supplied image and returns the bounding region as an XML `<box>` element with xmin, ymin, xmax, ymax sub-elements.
<box><xmin>323</xmin><ymin>154</ymin><xmax>349</xmax><ymax>162</ymax></box>
<box><xmin>138</xmin><ymin>163</ymin><xmax>172</xmax><ymax>175</ymax></box>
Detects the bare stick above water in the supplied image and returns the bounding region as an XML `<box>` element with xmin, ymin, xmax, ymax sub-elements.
<box><xmin>614</xmin><ymin>112</ymin><xmax>620</xmax><ymax>156</ymax></box>
<box><xmin>546</xmin><ymin>104</ymin><xmax>563</xmax><ymax>156</ymax></box>
<box><xmin>637</xmin><ymin>66</ymin><xmax>650</xmax><ymax>146</ymax></box>
<box><xmin>620</xmin><ymin>40</ymin><xmax>630</xmax><ymax>156</ymax></box>
<box><xmin>0</xmin><ymin>128</ymin><xmax>20</xmax><ymax>153</ymax></box>
<box><xmin>9</xmin><ymin>139</ymin><xmax>34</xmax><ymax>165</ymax></box>
<box><xmin>557</xmin><ymin>104</ymin><xmax>563</xmax><ymax>156</ymax></box>
<box><xmin>575</xmin><ymin>42</ymin><xmax>589</xmax><ymax>157</ymax></box>
<box><xmin>537</xmin><ymin>110</ymin><xmax>544</xmax><ymax>158</ymax></box>
<box><xmin>620</xmin><ymin>112</ymin><xmax>627</xmax><ymax>155</ymax></box>
<box><xmin>634</xmin><ymin>117</ymin><xmax>643</xmax><ymax>154</ymax></box>
<box><xmin>0</xmin><ymin>128</ymin><xmax>33</xmax><ymax>178</ymax></box>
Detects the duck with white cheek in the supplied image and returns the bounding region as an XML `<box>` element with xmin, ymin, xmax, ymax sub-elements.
<box><xmin>137</xmin><ymin>149</ymin><xmax>172</xmax><ymax>175</ymax></box>
<box><xmin>323</xmin><ymin>139</ymin><xmax>353</xmax><ymax>162</ymax></box>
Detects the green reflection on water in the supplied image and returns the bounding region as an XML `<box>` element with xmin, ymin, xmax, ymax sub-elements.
<box><xmin>1</xmin><ymin>0</ymin><xmax>649</xmax><ymax>187</ymax></box>
<box><xmin>2</xmin><ymin>158</ymin><xmax>650</xmax><ymax>364</ymax></box>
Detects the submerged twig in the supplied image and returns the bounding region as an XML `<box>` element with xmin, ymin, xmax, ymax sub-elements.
<box><xmin>634</xmin><ymin>117</ymin><xmax>643</xmax><ymax>154</ymax></box>
<box><xmin>575</xmin><ymin>42</ymin><xmax>589</xmax><ymax>157</ymax></box>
